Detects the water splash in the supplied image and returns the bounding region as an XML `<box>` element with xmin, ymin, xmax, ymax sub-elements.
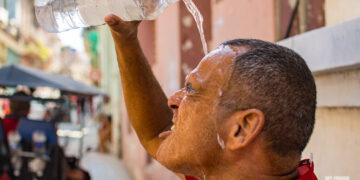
<box><xmin>182</xmin><ymin>0</ymin><xmax>208</xmax><ymax>55</ymax></box>
<box><xmin>202</xmin><ymin>44</ymin><xmax>237</xmax><ymax>60</ymax></box>
<box><xmin>217</xmin><ymin>134</ymin><xmax>225</xmax><ymax>149</ymax></box>
<box><xmin>218</xmin><ymin>90</ymin><xmax>223</xmax><ymax>97</ymax></box>
<box><xmin>201</xmin><ymin>170</ymin><xmax>206</xmax><ymax>180</ymax></box>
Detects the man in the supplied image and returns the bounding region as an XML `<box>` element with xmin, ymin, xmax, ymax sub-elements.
<box><xmin>104</xmin><ymin>14</ymin><xmax>317</xmax><ymax>180</ymax></box>
<box><xmin>3</xmin><ymin>91</ymin><xmax>31</xmax><ymax>139</ymax></box>
<box><xmin>1</xmin><ymin>92</ymin><xmax>90</xmax><ymax>180</ymax></box>
<box><xmin>98</xmin><ymin>114</ymin><xmax>112</xmax><ymax>153</ymax></box>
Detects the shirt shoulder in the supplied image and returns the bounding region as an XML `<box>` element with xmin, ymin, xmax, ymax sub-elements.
<box><xmin>297</xmin><ymin>159</ymin><xmax>318</xmax><ymax>180</ymax></box>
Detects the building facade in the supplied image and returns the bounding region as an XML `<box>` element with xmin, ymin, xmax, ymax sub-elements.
<box><xmin>0</xmin><ymin>0</ymin><xmax>88</xmax><ymax>75</ymax></box>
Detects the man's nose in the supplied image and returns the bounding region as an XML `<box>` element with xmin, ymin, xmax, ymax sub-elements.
<box><xmin>168</xmin><ymin>89</ymin><xmax>185</xmax><ymax>110</ymax></box>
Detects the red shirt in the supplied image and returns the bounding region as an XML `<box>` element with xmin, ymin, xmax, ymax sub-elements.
<box><xmin>297</xmin><ymin>159</ymin><xmax>317</xmax><ymax>180</ymax></box>
<box><xmin>2</xmin><ymin>115</ymin><xmax>21</xmax><ymax>139</ymax></box>
<box><xmin>185</xmin><ymin>159</ymin><xmax>317</xmax><ymax>180</ymax></box>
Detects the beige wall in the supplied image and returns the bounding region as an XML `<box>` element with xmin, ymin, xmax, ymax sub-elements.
<box><xmin>303</xmin><ymin>107</ymin><xmax>360</xmax><ymax>179</ymax></box>
<box><xmin>302</xmin><ymin>69</ymin><xmax>360</xmax><ymax>179</ymax></box>
<box><xmin>300</xmin><ymin>2</ymin><xmax>360</xmax><ymax>179</ymax></box>
<box><xmin>211</xmin><ymin>0</ymin><xmax>276</xmax><ymax>49</ymax></box>
<box><xmin>325</xmin><ymin>0</ymin><xmax>360</xmax><ymax>26</ymax></box>
<box><xmin>315</xmin><ymin>69</ymin><xmax>360</xmax><ymax>107</ymax></box>
<box><xmin>153</xmin><ymin>2</ymin><xmax>181</xmax><ymax>96</ymax></box>
<box><xmin>304</xmin><ymin>69</ymin><xmax>360</xmax><ymax>179</ymax></box>
<box><xmin>299</xmin><ymin>44</ymin><xmax>360</xmax><ymax>180</ymax></box>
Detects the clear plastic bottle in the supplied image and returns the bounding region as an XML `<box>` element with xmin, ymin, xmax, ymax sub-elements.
<box><xmin>7</xmin><ymin>131</ymin><xmax>21</xmax><ymax>152</ymax></box>
<box><xmin>35</xmin><ymin>0</ymin><xmax>178</xmax><ymax>33</ymax></box>
<box><xmin>7</xmin><ymin>131</ymin><xmax>22</xmax><ymax>177</ymax></box>
<box><xmin>32</xmin><ymin>131</ymin><xmax>47</xmax><ymax>154</ymax></box>
<box><xmin>29</xmin><ymin>131</ymin><xmax>47</xmax><ymax>178</ymax></box>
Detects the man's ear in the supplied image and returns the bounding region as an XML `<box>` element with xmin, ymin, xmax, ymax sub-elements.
<box><xmin>225</xmin><ymin>109</ymin><xmax>265</xmax><ymax>151</ymax></box>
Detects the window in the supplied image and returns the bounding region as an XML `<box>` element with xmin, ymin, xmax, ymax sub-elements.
<box><xmin>0</xmin><ymin>0</ymin><xmax>6</xmax><ymax>8</ymax></box>
<box><xmin>7</xmin><ymin>0</ymin><xmax>17</xmax><ymax>19</ymax></box>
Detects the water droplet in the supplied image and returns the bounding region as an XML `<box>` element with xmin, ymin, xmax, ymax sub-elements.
<box><xmin>218</xmin><ymin>90</ymin><xmax>223</xmax><ymax>97</ymax></box>
<box><xmin>217</xmin><ymin>134</ymin><xmax>225</xmax><ymax>149</ymax></box>
<box><xmin>201</xmin><ymin>170</ymin><xmax>206</xmax><ymax>180</ymax></box>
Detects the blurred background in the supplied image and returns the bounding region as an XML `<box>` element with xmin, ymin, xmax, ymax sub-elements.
<box><xmin>0</xmin><ymin>0</ymin><xmax>358</xmax><ymax>179</ymax></box>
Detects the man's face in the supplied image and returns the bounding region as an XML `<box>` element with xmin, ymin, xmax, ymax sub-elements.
<box><xmin>156</xmin><ymin>45</ymin><xmax>249</xmax><ymax>174</ymax></box>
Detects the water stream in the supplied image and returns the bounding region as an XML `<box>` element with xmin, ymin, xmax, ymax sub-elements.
<box><xmin>182</xmin><ymin>0</ymin><xmax>208</xmax><ymax>55</ymax></box>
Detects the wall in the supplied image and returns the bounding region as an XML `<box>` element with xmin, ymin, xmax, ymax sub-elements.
<box><xmin>211</xmin><ymin>0</ymin><xmax>276</xmax><ymax>49</ymax></box>
<box><xmin>315</xmin><ymin>2</ymin><xmax>360</xmax><ymax>178</ymax></box>
<box><xmin>302</xmin><ymin>70</ymin><xmax>360</xmax><ymax>179</ymax></box>
<box><xmin>278</xmin><ymin>1</ymin><xmax>360</xmax><ymax>178</ymax></box>
<box><xmin>325</xmin><ymin>0</ymin><xmax>360</xmax><ymax>26</ymax></box>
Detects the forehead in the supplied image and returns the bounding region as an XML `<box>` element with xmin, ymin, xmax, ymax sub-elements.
<box><xmin>187</xmin><ymin>45</ymin><xmax>249</xmax><ymax>85</ymax></box>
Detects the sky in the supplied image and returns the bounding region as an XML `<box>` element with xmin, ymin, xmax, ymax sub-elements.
<box><xmin>57</xmin><ymin>28</ymin><xmax>85</xmax><ymax>52</ymax></box>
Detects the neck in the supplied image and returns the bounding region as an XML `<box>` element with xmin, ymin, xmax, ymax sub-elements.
<box><xmin>193</xmin><ymin>150</ymin><xmax>300</xmax><ymax>180</ymax></box>
<box><xmin>199</xmin><ymin>165</ymin><xmax>299</xmax><ymax>180</ymax></box>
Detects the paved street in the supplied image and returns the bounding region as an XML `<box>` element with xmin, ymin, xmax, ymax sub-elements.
<box><xmin>80</xmin><ymin>152</ymin><xmax>132</xmax><ymax>180</ymax></box>
<box><xmin>57</xmin><ymin>122</ymin><xmax>132</xmax><ymax>180</ymax></box>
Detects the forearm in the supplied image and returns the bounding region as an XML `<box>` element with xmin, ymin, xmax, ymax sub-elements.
<box><xmin>110</xmin><ymin>27</ymin><xmax>173</xmax><ymax>157</ymax></box>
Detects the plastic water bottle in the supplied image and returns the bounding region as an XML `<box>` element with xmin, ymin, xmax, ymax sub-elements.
<box><xmin>7</xmin><ymin>131</ymin><xmax>21</xmax><ymax>152</ymax></box>
<box><xmin>34</xmin><ymin>0</ymin><xmax>178</xmax><ymax>33</ymax></box>
<box><xmin>7</xmin><ymin>131</ymin><xmax>22</xmax><ymax>177</ymax></box>
<box><xmin>29</xmin><ymin>131</ymin><xmax>47</xmax><ymax>178</ymax></box>
<box><xmin>32</xmin><ymin>131</ymin><xmax>47</xmax><ymax>154</ymax></box>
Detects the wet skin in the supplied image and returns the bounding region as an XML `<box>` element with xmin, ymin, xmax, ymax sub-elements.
<box><xmin>105</xmin><ymin>15</ymin><xmax>301</xmax><ymax>180</ymax></box>
<box><xmin>157</xmin><ymin>45</ymin><xmax>250</xmax><ymax>175</ymax></box>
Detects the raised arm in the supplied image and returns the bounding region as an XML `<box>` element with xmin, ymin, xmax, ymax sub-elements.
<box><xmin>105</xmin><ymin>15</ymin><xmax>173</xmax><ymax>158</ymax></box>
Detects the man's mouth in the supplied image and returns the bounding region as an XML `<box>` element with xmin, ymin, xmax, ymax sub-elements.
<box><xmin>159</xmin><ymin>122</ymin><xmax>176</xmax><ymax>140</ymax></box>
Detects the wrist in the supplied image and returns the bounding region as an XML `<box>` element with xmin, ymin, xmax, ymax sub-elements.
<box><xmin>111</xmin><ymin>31</ymin><xmax>139</xmax><ymax>45</ymax></box>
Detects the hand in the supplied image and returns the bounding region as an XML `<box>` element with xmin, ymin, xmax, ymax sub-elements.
<box><xmin>104</xmin><ymin>14</ymin><xmax>141</xmax><ymax>41</ymax></box>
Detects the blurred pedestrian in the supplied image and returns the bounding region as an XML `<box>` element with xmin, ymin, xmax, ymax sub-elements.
<box><xmin>98</xmin><ymin>114</ymin><xmax>112</xmax><ymax>153</ymax></box>
<box><xmin>2</xmin><ymin>91</ymin><xmax>30</xmax><ymax>139</ymax></box>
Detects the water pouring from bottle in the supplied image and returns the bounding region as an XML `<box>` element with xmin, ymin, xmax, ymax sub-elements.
<box><xmin>182</xmin><ymin>0</ymin><xmax>208</xmax><ymax>55</ymax></box>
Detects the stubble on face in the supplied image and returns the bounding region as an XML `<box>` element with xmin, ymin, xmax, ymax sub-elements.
<box><xmin>156</xmin><ymin>45</ymin><xmax>249</xmax><ymax>175</ymax></box>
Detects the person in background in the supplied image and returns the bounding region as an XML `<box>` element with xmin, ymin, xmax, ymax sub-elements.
<box><xmin>1</xmin><ymin>91</ymin><xmax>90</xmax><ymax>180</ymax></box>
<box><xmin>44</xmin><ymin>108</ymin><xmax>52</xmax><ymax>122</ymax></box>
<box><xmin>98</xmin><ymin>114</ymin><xmax>112</xmax><ymax>153</ymax></box>
<box><xmin>2</xmin><ymin>91</ymin><xmax>30</xmax><ymax>139</ymax></box>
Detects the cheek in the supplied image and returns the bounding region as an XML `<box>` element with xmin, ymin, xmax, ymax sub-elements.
<box><xmin>178</xmin><ymin>100</ymin><xmax>206</xmax><ymax>129</ymax></box>
<box><xmin>158</xmin><ymin>99</ymin><xmax>222</xmax><ymax>168</ymax></box>
<box><xmin>178</xmin><ymin>99</ymin><xmax>218</xmax><ymax>144</ymax></box>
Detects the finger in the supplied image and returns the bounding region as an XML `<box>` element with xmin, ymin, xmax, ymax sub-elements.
<box><xmin>105</xmin><ymin>14</ymin><xmax>141</xmax><ymax>27</ymax></box>
<box><xmin>104</xmin><ymin>14</ymin><xmax>123</xmax><ymax>26</ymax></box>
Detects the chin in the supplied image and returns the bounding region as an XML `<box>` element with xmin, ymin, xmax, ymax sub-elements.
<box><xmin>156</xmin><ymin>142</ymin><xmax>180</xmax><ymax>170</ymax></box>
<box><xmin>156</xmin><ymin>140</ymin><xmax>193</xmax><ymax>174</ymax></box>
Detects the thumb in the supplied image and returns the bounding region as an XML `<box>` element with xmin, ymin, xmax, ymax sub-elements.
<box><xmin>105</xmin><ymin>14</ymin><xmax>141</xmax><ymax>32</ymax></box>
<box><xmin>104</xmin><ymin>14</ymin><xmax>123</xmax><ymax>26</ymax></box>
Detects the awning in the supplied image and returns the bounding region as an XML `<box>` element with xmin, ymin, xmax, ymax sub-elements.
<box><xmin>0</xmin><ymin>64</ymin><xmax>106</xmax><ymax>96</ymax></box>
